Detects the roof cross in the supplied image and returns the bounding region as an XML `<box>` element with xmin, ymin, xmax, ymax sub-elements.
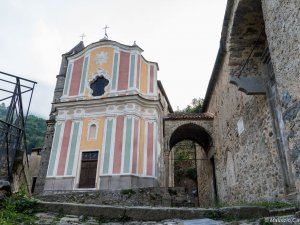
<box><xmin>103</xmin><ymin>25</ymin><xmax>110</xmax><ymax>39</ymax></box>
<box><xmin>80</xmin><ymin>33</ymin><xmax>86</xmax><ymax>42</ymax></box>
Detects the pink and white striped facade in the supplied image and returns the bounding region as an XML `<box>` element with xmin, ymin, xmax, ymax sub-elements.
<box><xmin>44</xmin><ymin>39</ymin><xmax>172</xmax><ymax>191</ymax></box>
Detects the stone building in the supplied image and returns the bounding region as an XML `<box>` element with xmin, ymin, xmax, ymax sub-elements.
<box><xmin>162</xmin><ymin>0</ymin><xmax>300</xmax><ymax>206</ymax></box>
<box><xmin>35</xmin><ymin>37</ymin><xmax>172</xmax><ymax>194</ymax></box>
<box><xmin>200</xmin><ymin>0</ymin><xmax>300</xmax><ymax>203</ymax></box>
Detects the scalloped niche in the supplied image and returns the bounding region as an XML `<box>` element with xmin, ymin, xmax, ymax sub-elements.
<box><xmin>89</xmin><ymin>68</ymin><xmax>110</xmax><ymax>97</ymax></box>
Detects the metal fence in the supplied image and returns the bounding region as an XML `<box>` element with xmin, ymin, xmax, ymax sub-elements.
<box><xmin>0</xmin><ymin>71</ymin><xmax>36</xmax><ymax>180</ymax></box>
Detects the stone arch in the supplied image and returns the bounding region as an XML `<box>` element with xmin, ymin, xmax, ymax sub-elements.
<box><xmin>169</xmin><ymin>123</ymin><xmax>212</xmax><ymax>152</ymax></box>
<box><xmin>229</xmin><ymin>0</ymin><xmax>266</xmax><ymax>69</ymax></box>
<box><xmin>163</xmin><ymin>117</ymin><xmax>216</xmax><ymax>207</ymax></box>
<box><xmin>164</xmin><ymin>119</ymin><xmax>214</xmax><ymax>152</ymax></box>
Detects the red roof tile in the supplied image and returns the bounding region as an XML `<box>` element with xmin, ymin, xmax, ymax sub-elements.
<box><xmin>164</xmin><ymin>112</ymin><xmax>214</xmax><ymax>120</ymax></box>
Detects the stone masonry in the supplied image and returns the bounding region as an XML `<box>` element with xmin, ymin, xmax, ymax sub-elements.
<box><xmin>201</xmin><ymin>0</ymin><xmax>300</xmax><ymax>204</ymax></box>
<box><xmin>34</xmin><ymin>42</ymin><xmax>84</xmax><ymax>195</ymax></box>
<box><xmin>163</xmin><ymin>114</ymin><xmax>215</xmax><ymax>206</ymax></box>
<box><xmin>261</xmin><ymin>0</ymin><xmax>300</xmax><ymax>195</ymax></box>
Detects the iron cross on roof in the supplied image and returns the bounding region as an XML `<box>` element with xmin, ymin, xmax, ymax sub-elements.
<box><xmin>80</xmin><ymin>33</ymin><xmax>86</xmax><ymax>42</ymax></box>
<box><xmin>103</xmin><ymin>25</ymin><xmax>110</xmax><ymax>39</ymax></box>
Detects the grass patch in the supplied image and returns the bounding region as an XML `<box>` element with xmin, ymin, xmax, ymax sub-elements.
<box><xmin>121</xmin><ymin>189</ymin><xmax>136</xmax><ymax>197</ymax></box>
<box><xmin>250</xmin><ymin>201</ymin><xmax>295</xmax><ymax>209</ymax></box>
<box><xmin>216</xmin><ymin>201</ymin><xmax>295</xmax><ymax>210</ymax></box>
<box><xmin>259</xmin><ymin>218</ymin><xmax>273</xmax><ymax>225</ymax></box>
<box><xmin>0</xmin><ymin>189</ymin><xmax>38</xmax><ymax>225</ymax></box>
<box><xmin>204</xmin><ymin>211</ymin><xmax>221</xmax><ymax>220</ymax></box>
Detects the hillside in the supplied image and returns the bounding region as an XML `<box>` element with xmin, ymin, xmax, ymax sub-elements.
<box><xmin>0</xmin><ymin>103</ymin><xmax>46</xmax><ymax>150</ymax></box>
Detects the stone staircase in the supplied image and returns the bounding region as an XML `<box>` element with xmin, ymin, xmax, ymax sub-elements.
<box><xmin>38</xmin><ymin>187</ymin><xmax>198</xmax><ymax>207</ymax></box>
<box><xmin>36</xmin><ymin>201</ymin><xmax>300</xmax><ymax>224</ymax></box>
<box><xmin>35</xmin><ymin>187</ymin><xmax>300</xmax><ymax>224</ymax></box>
<box><xmin>37</xmin><ymin>201</ymin><xmax>268</xmax><ymax>221</ymax></box>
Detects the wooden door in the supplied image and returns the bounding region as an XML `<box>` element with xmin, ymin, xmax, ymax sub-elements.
<box><xmin>78</xmin><ymin>151</ymin><xmax>98</xmax><ymax>188</ymax></box>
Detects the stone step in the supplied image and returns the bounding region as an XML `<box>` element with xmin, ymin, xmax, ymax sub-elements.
<box><xmin>38</xmin><ymin>187</ymin><xmax>198</xmax><ymax>207</ymax></box>
<box><xmin>38</xmin><ymin>201</ymin><xmax>271</xmax><ymax>222</ymax></box>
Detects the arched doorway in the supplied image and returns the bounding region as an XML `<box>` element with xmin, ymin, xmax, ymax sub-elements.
<box><xmin>167</xmin><ymin>123</ymin><xmax>216</xmax><ymax>207</ymax></box>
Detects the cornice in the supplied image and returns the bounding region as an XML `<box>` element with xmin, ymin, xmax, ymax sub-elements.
<box><xmin>53</xmin><ymin>94</ymin><xmax>161</xmax><ymax>110</ymax></box>
<box><xmin>68</xmin><ymin>39</ymin><xmax>143</xmax><ymax>60</ymax></box>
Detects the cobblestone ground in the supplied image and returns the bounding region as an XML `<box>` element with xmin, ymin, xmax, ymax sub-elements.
<box><xmin>35</xmin><ymin>213</ymin><xmax>300</xmax><ymax>225</ymax></box>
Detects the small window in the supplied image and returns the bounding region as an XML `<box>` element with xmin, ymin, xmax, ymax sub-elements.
<box><xmin>88</xmin><ymin>124</ymin><xmax>97</xmax><ymax>140</ymax></box>
<box><xmin>90</xmin><ymin>76</ymin><xmax>109</xmax><ymax>96</ymax></box>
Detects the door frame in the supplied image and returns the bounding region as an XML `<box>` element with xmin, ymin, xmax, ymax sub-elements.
<box><xmin>74</xmin><ymin>149</ymin><xmax>101</xmax><ymax>190</ymax></box>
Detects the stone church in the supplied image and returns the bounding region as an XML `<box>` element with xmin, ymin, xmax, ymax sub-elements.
<box><xmin>36</xmin><ymin>0</ymin><xmax>300</xmax><ymax>205</ymax></box>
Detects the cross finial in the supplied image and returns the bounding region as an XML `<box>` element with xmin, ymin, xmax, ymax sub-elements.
<box><xmin>103</xmin><ymin>25</ymin><xmax>110</xmax><ymax>39</ymax></box>
<box><xmin>80</xmin><ymin>33</ymin><xmax>86</xmax><ymax>42</ymax></box>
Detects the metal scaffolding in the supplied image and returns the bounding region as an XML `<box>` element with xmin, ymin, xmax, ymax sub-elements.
<box><xmin>0</xmin><ymin>71</ymin><xmax>36</xmax><ymax>180</ymax></box>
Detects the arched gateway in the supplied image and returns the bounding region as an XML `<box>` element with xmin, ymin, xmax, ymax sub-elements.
<box><xmin>163</xmin><ymin>112</ymin><xmax>217</xmax><ymax>206</ymax></box>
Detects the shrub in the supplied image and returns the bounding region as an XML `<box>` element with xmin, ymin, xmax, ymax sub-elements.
<box><xmin>0</xmin><ymin>190</ymin><xmax>37</xmax><ymax>225</ymax></box>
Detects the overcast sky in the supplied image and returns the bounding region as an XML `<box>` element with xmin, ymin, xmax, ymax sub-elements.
<box><xmin>0</xmin><ymin>0</ymin><xmax>227</xmax><ymax>118</ymax></box>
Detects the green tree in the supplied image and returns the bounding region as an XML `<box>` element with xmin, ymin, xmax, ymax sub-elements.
<box><xmin>179</xmin><ymin>98</ymin><xmax>203</xmax><ymax>113</ymax></box>
<box><xmin>25</xmin><ymin>115</ymin><xmax>46</xmax><ymax>150</ymax></box>
<box><xmin>0</xmin><ymin>103</ymin><xmax>46</xmax><ymax>150</ymax></box>
<box><xmin>0</xmin><ymin>103</ymin><xmax>6</xmax><ymax>119</ymax></box>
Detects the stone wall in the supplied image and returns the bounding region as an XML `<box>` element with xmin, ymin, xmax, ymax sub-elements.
<box><xmin>195</xmin><ymin>144</ymin><xmax>214</xmax><ymax>207</ymax></box>
<box><xmin>0</xmin><ymin>148</ymin><xmax>37</xmax><ymax>195</ymax></box>
<box><xmin>207</xmin><ymin>55</ymin><xmax>285</xmax><ymax>202</ymax></box>
<box><xmin>208</xmin><ymin>54</ymin><xmax>286</xmax><ymax>202</ymax></box>
<box><xmin>203</xmin><ymin>0</ymin><xmax>300</xmax><ymax>204</ymax></box>
<box><xmin>34</xmin><ymin>120</ymin><xmax>55</xmax><ymax>195</ymax></box>
<box><xmin>43</xmin><ymin>176</ymin><xmax>159</xmax><ymax>193</ymax></box>
<box><xmin>10</xmin><ymin>151</ymin><xmax>32</xmax><ymax>194</ymax></box>
<box><xmin>38</xmin><ymin>187</ymin><xmax>197</xmax><ymax>207</ymax></box>
<box><xmin>262</xmin><ymin>0</ymin><xmax>300</xmax><ymax>194</ymax></box>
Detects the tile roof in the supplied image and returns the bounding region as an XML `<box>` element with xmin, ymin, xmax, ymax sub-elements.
<box><xmin>164</xmin><ymin>112</ymin><xmax>214</xmax><ymax>120</ymax></box>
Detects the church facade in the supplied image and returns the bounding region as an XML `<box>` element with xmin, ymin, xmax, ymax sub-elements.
<box><xmin>40</xmin><ymin>38</ymin><xmax>172</xmax><ymax>192</ymax></box>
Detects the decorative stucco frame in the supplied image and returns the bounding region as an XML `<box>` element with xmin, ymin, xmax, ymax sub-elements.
<box><xmin>88</xmin><ymin>68</ymin><xmax>111</xmax><ymax>98</ymax></box>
